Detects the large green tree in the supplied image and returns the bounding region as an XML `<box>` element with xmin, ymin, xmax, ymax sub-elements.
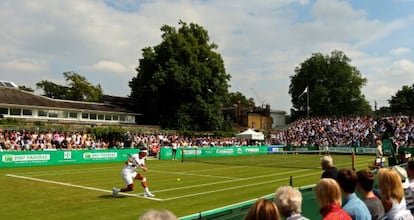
<box><xmin>36</xmin><ymin>71</ymin><xmax>103</xmax><ymax>102</ymax></box>
<box><xmin>289</xmin><ymin>50</ymin><xmax>371</xmax><ymax>119</ymax></box>
<box><xmin>389</xmin><ymin>84</ymin><xmax>414</xmax><ymax>115</ymax></box>
<box><xmin>129</xmin><ymin>21</ymin><xmax>231</xmax><ymax>131</ymax></box>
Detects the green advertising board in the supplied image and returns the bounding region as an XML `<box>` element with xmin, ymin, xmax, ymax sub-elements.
<box><xmin>0</xmin><ymin>149</ymin><xmax>139</xmax><ymax>168</ymax></box>
<box><xmin>158</xmin><ymin>146</ymin><xmax>268</xmax><ymax>160</ymax></box>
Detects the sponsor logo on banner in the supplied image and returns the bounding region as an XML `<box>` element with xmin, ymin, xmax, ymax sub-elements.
<box><xmin>83</xmin><ymin>152</ymin><xmax>117</xmax><ymax>160</ymax></box>
<box><xmin>237</xmin><ymin>148</ymin><xmax>243</xmax><ymax>154</ymax></box>
<box><xmin>183</xmin><ymin>149</ymin><xmax>202</xmax><ymax>155</ymax></box>
<box><xmin>2</xmin><ymin>155</ymin><xmax>14</xmax><ymax>162</ymax></box>
<box><xmin>245</xmin><ymin>148</ymin><xmax>260</xmax><ymax>152</ymax></box>
<box><xmin>64</xmin><ymin>151</ymin><xmax>72</xmax><ymax>159</ymax></box>
<box><xmin>217</xmin><ymin>149</ymin><xmax>234</xmax><ymax>154</ymax></box>
<box><xmin>2</xmin><ymin>154</ymin><xmax>50</xmax><ymax>163</ymax></box>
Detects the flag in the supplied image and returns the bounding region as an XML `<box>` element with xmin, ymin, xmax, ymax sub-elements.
<box><xmin>299</xmin><ymin>86</ymin><xmax>308</xmax><ymax>98</ymax></box>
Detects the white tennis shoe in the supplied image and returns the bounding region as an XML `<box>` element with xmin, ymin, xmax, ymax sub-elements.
<box><xmin>112</xmin><ymin>187</ymin><xmax>120</xmax><ymax>197</ymax></box>
<box><xmin>144</xmin><ymin>192</ymin><xmax>155</xmax><ymax>198</ymax></box>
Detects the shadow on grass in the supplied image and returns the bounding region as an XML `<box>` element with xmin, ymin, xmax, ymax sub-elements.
<box><xmin>99</xmin><ymin>194</ymin><xmax>128</xmax><ymax>199</ymax></box>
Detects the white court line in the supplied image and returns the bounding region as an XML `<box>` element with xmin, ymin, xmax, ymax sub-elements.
<box><xmin>161</xmin><ymin>171</ymin><xmax>319</xmax><ymax>200</ymax></box>
<box><xmin>152</xmin><ymin>168</ymin><xmax>313</xmax><ymax>193</ymax></box>
<box><xmin>11</xmin><ymin>166</ymin><xmax>118</xmax><ymax>176</ymax></box>
<box><xmin>150</xmin><ymin>170</ymin><xmax>240</xmax><ymax>180</ymax></box>
<box><xmin>154</xmin><ymin>157</ymin><xmax>373</xmax><ymax>192</ymax></box>
<box><xmin>161</xmin><ymin>158</ymin><xmax>373</xmax><ymax>201</ymax></box>
<box><xmin>5</xmin><ymin>174</ymin><xmax>163</xmax><ymax>201</ymax></box>
<box><xmin>6</xmin><ymin>157</ymin><xmax>373</xmax><ymax>202</ymax></box>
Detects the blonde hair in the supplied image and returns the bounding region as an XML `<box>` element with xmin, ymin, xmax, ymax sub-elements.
<box><xmin>138</xmin><ymin>209</ymin><xmax>178</xmax><ymax>220</ymax></box>
<box><xmin>274</xmin><ymin>186</ymin><xmax>302</xmax><ymax>217</ymax></box>
<box><xmin>376</xmin><ymin>140</ymin><xmax>382</xmax><ymax>146</ymax></box>
<box><xmin>321</xmin><ymin>156</ymin><xmax>334</xmax><ymax>167</ymax></box>
<box><xmin>377</xmin><ymin>168</ymin><xmax>404</xmax><ymax>203</ymax></box>
<box><xmin>245</xmin><ymin>198</ymin><xmax>280</xmax><ymax>220</ymax></box>
<box><xmin>315</xmin><ymin>178</ymin><xmax>342</xmax><ymax>207</ymax></box>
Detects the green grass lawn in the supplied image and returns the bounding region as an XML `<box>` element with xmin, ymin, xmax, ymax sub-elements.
<box><xmin>0</xmin><ymin>153</ymin><xmax>375</xmax><ymax>220</ymax></box>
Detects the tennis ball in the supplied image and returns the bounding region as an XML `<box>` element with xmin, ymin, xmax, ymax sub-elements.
<box><xmin>177</xmin><ymin>178</ymin><xmax>181</xmax><ymax>181</ymax></box>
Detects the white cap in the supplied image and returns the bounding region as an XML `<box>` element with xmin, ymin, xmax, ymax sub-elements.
<box><xmin>392</xmin><ymin>166</ymin><xmax>410</xmax><ymax>188</ymax></box>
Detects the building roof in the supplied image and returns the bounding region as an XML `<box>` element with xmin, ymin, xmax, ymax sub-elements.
<box><xmin>0</xmin><ymin>87</ymin><xmax>138</xmax><ymax>114</ymax></box>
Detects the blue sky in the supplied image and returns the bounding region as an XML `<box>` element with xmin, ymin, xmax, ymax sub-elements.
<box><xmin>1</xmin><ymin>0</ymin><xmax>414</xmax><ymax>113</ymax></box>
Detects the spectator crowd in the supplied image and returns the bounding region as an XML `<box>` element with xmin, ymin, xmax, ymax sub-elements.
<box><xmin>1</xmin><ymin>115</ymin><xmax>413</xmax><ymax>152</ymax></box>
<box><xmin>244</xmin><ymin>157</ymin><xmax>414</xmax><ymax>220</ymax></box>
<box><xmin>271</xmin><ymin>115</ymin><xmax>414</xmax><ymax>148</ymax></box>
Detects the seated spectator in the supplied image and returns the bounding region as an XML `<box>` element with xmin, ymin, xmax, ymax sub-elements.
<box><xmin>407</xmin><ymin>160</ymin><xmax>414</xmax><ymax>192</ymax></box>
<box><xmin>274</xmin><ymin>185</ymin><xmax>309</xmax><ymax>220</ymax></box>
<box><xmin>336</xmin><ymin>168</ymin><xmax>371</xmax><ymax>220</ymax></box>
<box><xmin>392</xmin><ymin>166</ymin><xmax>414</xmax><ymax>212</ymax></box>
<box><xmin>138</xmin><ymin>209</ymin><xmax>178</xmax><ymax>220</ymax></box>
<box><xmin>356</xmin><ymin>169</ymin><xmax>385</xmax><ymax>220</ymax></box>
<box><xmin>321</xmin><ymin>155</ymin><xmax>338</xmax><ymax>179</ymax></box>
<box><xmin>244</xmin><ymin>198</ymin><xmax>280</xmax><ymax>220</ymax></box>
<box><xmin>315</xmin><ymin>178</ymin><xmax>352</xmax><ymax>220</ymax></box>
<box><xmin>377</xmin><ymin>168</ymin><xmax>413</xmax><ymax>220</ymax></box>
<box><xmin>407</xmin><ymin>161</ymin><xmax>414</xmax><ymax>213</ymax></box>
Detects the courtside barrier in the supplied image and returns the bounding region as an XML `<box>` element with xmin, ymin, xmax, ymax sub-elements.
<box><xmin>159</xmin><ymin>145</ymin><xmax>379</xmax><ymax>161</ymax></box>
<box><xmin>2</xmin><ymin>144</ymin><xmax>400</xmax><ymax>167</ymax></box>
<box><xmin>158</xmin><ymin>146</ymin><xmax>268</xmax><ymax>160</ymax></box>
<box><xmin>0</xmin><ymin>149</ymin><xmax>138</xmax><ymax>168</ymax></box>
<box><xmin>179</xmin><ymin>184</ymin><xmax>321</xmax><ymax>220</ymax></box>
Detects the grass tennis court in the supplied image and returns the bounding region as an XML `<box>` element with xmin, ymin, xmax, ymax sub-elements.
<box><xmin>0</xmin><ymin>153</ymin><xmax>375</xmax><ymax>220</ymax></box>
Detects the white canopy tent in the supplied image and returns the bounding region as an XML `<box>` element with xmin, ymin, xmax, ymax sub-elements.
<box><xmin>235</xmin><ymin>128</ymin><xmax>265</xmax><ymax>140</ymax></box>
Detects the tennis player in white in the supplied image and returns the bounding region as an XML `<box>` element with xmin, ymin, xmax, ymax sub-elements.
<box><xmin>112</xmin><ymin>148</ymin><xmax>155</xmax><ymax>197</ymax></box>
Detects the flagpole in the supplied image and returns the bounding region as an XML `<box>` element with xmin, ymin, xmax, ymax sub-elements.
<box><xmin>299</xmin><ymin>86</ymin><xmax>309</xmax><ymax>118</ymax></box>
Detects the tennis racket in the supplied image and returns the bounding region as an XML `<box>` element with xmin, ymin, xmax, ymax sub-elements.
<box><xmin>127</xmin><ymin>154</ymin><xmax>146</xmax><ymax>170</ymax></box>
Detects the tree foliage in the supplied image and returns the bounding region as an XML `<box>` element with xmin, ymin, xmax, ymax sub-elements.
<box><xmin>36</xmin><ymin>71</ymin><xmax>103</xmax><ymax>102</ymax></box>
<box><xmin>289</xmin><ymin>50</ymin><xmax>371</xmax><ymax>119</ymax></box>
<box><xmin>224</xmin><ymin>92</ymin><xmax>254</xmax><ymax>108</ymax></box>
<box><xmin>18</xmin><ymin>85</ymin><xmax>34</xmax><ymax>92</ymax></box>
<box><xmin>129</xmin><ymin>21</ymin><xmax>231</xmax><ymax>131</ymax></box>
<box><xmin>389</xmin><ymin>84</ymin><xmax>414</xmax><ymax>115</ymax></box>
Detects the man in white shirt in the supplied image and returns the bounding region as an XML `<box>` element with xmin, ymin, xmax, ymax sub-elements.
<box><xmin>112</xmin><ymin>148</ymin><xmax>154</xmax><ymax>198</ymax></box>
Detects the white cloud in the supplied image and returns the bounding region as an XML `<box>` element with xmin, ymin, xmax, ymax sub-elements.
<box><xmin>3</xmin><ymin>59</ymin><xmax>48</xmax><ymax>73</ymax></box>
<box><xmin>1</xmin><ymin>0</ymin><xmax>413</xmax><ymax>112</ymax></box>
<box><xmin>387</xmin><ymin>59</ymin><xmax>414</xmax><ymax>77</ymax></box>
<box><xmin>91</xmin><ymin>60</ymin><xmax>130</xmax><ymax>75</ymax></box>
<box><xmin>390</xmin><ymin>47</ymin><xmax>411</xmax><ymax>55</ymax></box>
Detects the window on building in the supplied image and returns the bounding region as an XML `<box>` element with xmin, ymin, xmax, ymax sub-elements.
<box><xmin>113</xmin><ymin>115</ymin><xmax>119</xmax><ymax>121</ymax></box>
<box><xmin>38</xmin><ymin>110</ymin><xmax>47</xmax><ymax>117</ymax></box>
<box><xmin>69</xmin><ymin>112</ymin><xmax>77</xmax><ymax>119</ymax></box>
<box><xmin>48</xmin><ymin>111</ymin><xmax>58</xmax><ymax>118</ymax></box>
<box><xmin>22</xmin><ymin>109</ymin><xmax>32</xmax><ymax>116</ymax></box>
<box><xmin>126</xmin><ymin>115</ymin><xmax>134</xmax><ymax>122</ymax></box>
<box><xmin>90</xmin><ymin>113</ymin><xmax>97</xmax><ymax>120</ymax></box>
<box><xmin>105</xmin><ymin>115</ymin><xmax>111</xmax><ymax>121</ymax></box>
<box><xmin>10</xmin><ymin>108</ymin><xmax>21</xmax><ymax>115</ymax></box>
<box><xmin>120</xmin><ymin>115</ymin><xmax>126</xmax><ymax>121</ymax></box>
<box><xmin>61</xmin><ymin>111</ymin><xmax>69</xmax><ymax>118</ymax></box>
<box><xmin>98</xmin><ymin>114</ymin><xmax>104</xmax><ymax>120</ymax></box>
<box><xmin>0</xmin><ymin>108</ymin><xmax>8</xmax><ymax>115</ymax></box>
<box><xmin>82</xmin><ymin>113</ymin><xmax>89</xmax><ymax>119</ymax></box>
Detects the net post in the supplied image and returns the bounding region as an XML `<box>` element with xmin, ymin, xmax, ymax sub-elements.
<box><xmin>352</xmin><ymin>150</ymin><xmax>355</xmax><ymax>171</ymax></box>
<box><xmin>181</xmin><ymin>148</ymin><xmax>184</xmax><ymax>163</ymax></box>
<box><xmin>289</xmin><ymin>176</ymin><xmax>293</xmax><ymax>186</ymax></box>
